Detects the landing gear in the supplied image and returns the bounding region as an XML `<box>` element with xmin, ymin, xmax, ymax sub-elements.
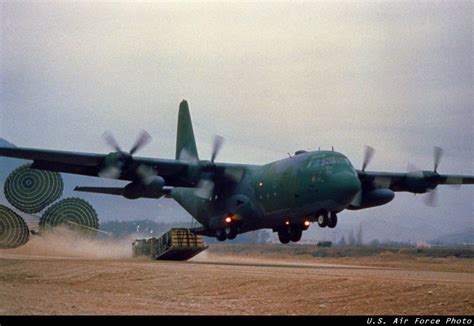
<box><xmin>327</xmin><ymin>212</ymin><xmax>338</xmax><ymax>228</ymax></box>
<box><xmin>278</xmin><ymin>231</ymin><xmax>290</xmax><ymax>244</ymax></box>
<box><xmin>317</xmin><ymin>212</ymin><xmax>328</xmax><ymax>228</ymax></box>
<box><xmin>216</xmin><ymin>225</ymin><xmax>239</xmax><ymax>241</ymax></box>
<box><xmin>225</xmin><ymin>226</ymin><xmax>238</xmax><ymax>240</ymax></box>
<box><xmin>216</xmin><ymin>229</ymin><xmax>226</xmax><ymax>241</ymax></box>
<box><xmin>318</xmin><ymin>211</ymin><xmax>338</xmax><ymax>228</ymax></box>
<box><xmin>278</xmin><ymin>226</ymin><xmax>303</xmax><ymax>244</ymax></box>
<box><xmin>289</xmin><ymin>228</ymin><xmax>302</xmax><ymax>242</ymax></box>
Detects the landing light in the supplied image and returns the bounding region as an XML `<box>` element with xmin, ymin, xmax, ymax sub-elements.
<box><xmin>225</xmin><ymin>216</ymin><xmax>232</xmax><ymax>224</ymax></box>
<box><xmin>284</xmin><ymin>221</ymin><xmax>290</xmax><ymax>225</ymax></box>
<box><xmin>304</xmin><ymin>220</ymin><xmax>311</xmax><ymax>227</ymax></box>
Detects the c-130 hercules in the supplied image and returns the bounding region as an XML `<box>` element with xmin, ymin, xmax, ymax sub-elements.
<box><xmin>1</xmin><ymin>100</ymin><xmax>473</xmax><ymax>243</ymax></box>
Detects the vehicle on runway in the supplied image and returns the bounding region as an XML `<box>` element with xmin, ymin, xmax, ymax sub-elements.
<box><xmin>1</xmin><ymin>100</ymin><xmax>473</xmax><ymax>243</ymax></box>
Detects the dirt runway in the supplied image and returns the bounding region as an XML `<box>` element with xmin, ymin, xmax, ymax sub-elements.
<box><xmin>0</xmin><ymin>250</ymin><xmax>473</xmax><ymax>315</ymax></box>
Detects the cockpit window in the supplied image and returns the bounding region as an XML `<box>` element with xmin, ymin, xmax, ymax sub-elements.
<box><xmin>321</xmin><ymin>157</ymin><xmax>337</xmax><ymax>165</ymax></box>
<box><xmin>308</xmin><ymin>156</ymin><xmax>352</xmax><ymax>168</ymax></box>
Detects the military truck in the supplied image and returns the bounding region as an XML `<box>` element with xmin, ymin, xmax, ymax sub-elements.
<box><xmin>316</xmin><ymin>241</ymin><xmax>332</xmax><ymax>248</ymax></box>
<box><xmin>132</xmin><ymin>228</ymin><xmax>208</xmax><ymax>261</ymax></box>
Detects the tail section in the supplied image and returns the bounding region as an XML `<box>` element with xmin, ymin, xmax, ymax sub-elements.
<box><xmin>176</xmin><ymin>100</ymin><xmax>199</xmax><ymax>161</ymax></box>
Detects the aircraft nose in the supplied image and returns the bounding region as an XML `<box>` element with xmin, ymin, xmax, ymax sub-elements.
<box><xmin>330</xmin><ymin>171</ymin><xmax>361</xmax><ymax>204</ymax></box>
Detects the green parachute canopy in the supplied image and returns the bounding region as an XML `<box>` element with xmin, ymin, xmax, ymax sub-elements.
<box><xmin>39</xmin><ymin>198</ymin><xmax>99</xmax><ymax>236</ymax></box>
<box><xmin>4</xmin><ymin>164</ymin><xmax>64</xmax><ymax>214</ymax></box>
<box><xmin>0</xmin><ymin>205</ymin><xmax>30</xmax><ymax>249</ymax></box>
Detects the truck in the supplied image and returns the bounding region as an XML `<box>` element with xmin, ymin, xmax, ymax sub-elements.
<box><xmin>132</xmin><ymin>228</ymin><xmax>208</xmax><ymax>261</ymax></box>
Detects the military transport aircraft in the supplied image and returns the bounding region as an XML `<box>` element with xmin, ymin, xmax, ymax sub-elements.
<box><xmin>1</xmin><ymin>100</ymin><xmax>473</xmax><ymax>243</ymax></box>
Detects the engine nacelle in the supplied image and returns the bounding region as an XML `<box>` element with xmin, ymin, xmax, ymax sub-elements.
<box><xmin>123</xmin><ymin>176</ymin><xmax>165</xmax><ymax>199</ymax></box>
<box><xmin>403</xmin><ymin>174</ymin><xmax>433</xmax><ymax>194</ymax></box>
<box><xmin>347</xmin><ymin>188</ymin><xmax>395</xmax><ymax>210</ymax></box>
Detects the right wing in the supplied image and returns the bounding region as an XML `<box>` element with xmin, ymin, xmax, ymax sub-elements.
<box><xmin>357</xmin><ymin>170</ymin><xmax>474</xmax><ymax>193</ymax></box>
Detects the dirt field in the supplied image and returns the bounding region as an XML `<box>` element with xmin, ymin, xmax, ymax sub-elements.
<box><xmin>0</xmin><ymin>233</ymin><xmax>472</xmax><ymax>315</ymax></box>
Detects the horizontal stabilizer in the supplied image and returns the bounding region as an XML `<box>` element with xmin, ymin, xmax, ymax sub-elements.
<box><xmin>74</xmin><ymin>185</ymin><xmax>173</xmax><ymax>198</ymax></box>
<box><xmin>74</xmin><ymin>186</ymin><xmax>124</xmax><ymax>196</ymax></box>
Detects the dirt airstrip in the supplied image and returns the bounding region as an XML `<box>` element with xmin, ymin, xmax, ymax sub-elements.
<box><xmin>0</xmin><ymin>232</ymin><xmax>472</xmax><ymax>315</ymax></box>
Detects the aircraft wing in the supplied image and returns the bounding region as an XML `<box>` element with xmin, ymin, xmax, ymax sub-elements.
<box><xmin>357</xmin><ymin>170</ymin><xmax>474</xmax><ymax>192</ymax></box>
<box><xmin>0</xmin><ymin>146</ymin><xmax>191</xmax><ymax>185</ymax></box>
<box><xmin>0</xmin><ymin>146</ymin><xmax>250</xmax><ymax>189</ymax></box>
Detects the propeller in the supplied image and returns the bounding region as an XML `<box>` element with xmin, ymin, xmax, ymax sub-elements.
<box><xmin>211</xmin><ymin>135</ymin><xmax>224</xmax><ymax>163</ymax></box>
<box><xmin>362</xmin><ymin>145</ymin><xmax>375</xmax><ymax>172</ymax></box>
<box><xmin>102</xmin><ymin>130</ymin><xmax>151</xmax><ymax>156</ymax></box>
<box><xmin>135</xmin><ymin>164</ymin><xmax>158</xmax><ymax>186</ymax></box>
<box><xmin>407</xmin><ymin>146</ymin><xmax>447</xmax><ymax>207</ymax></box>
<box><xmin>130</xmin><ymin>130</ymin><xmax>151</xmax><ymax>155</ymax></box>
<box><xmin>103</xmin><ymin>131</ymin><xmax>122</xmax><ymax>152</ymax></box>
<box><xmin>423</xmin><ymin>189</ymin><xmax>438</xmax><ymax>207</ymax></box>
<box><xmin>433</xmin><ymin>146</ymin><xmax>443</xmax><ymax>173</ymax></box>
<box><xmin>194</xmin><ymin>135</ymin><xmax>225</xmax><ymax>199</ymax></box>
<box><xmin>99</xmin><ymin>130</ymin><xmax>152</xmax><ymax>180</ymax></box>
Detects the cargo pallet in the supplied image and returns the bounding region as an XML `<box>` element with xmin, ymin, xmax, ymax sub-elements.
<box><xmin>132</xmin><ymin>228</ymin><xmax>208</xmax><ymax>261</ymax></box>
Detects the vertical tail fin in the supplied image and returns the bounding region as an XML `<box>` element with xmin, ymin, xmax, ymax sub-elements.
<box><xmin>176</xmin><ymin>100</ymin><xmax>199</xmax><ymax>161</ymax></box>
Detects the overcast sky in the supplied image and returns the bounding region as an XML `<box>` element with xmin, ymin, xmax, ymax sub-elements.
<box><xmin>0</xmin><ymin>1</ymin><xmax>472</xmax><ymax>236</ymax></box>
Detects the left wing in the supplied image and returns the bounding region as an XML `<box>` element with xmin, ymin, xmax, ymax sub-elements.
<box><xmin>0</xmin><ymin>146</ymin><xmax>191</xmax><ymax>186</ymax></box>
<box><xmin>0</xmin><ymin>146</ymin><xmax>250</xmax><ymax>190</ymax></box>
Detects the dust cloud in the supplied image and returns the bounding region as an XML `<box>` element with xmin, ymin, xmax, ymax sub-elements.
<box><xmin>0</xmin><ymin>227</ymin><xmax>132</xmax><ymax>259</ymax></box>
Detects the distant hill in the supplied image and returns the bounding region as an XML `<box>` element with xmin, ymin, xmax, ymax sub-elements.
<box><xmin>0</xmin><ymin>138</ymin><xmax>16</xmax><ymax>148</ymax></box>
<box><xmin>430</xmin><ymin>228</ymin><xmax>474</xmax><ymax>246</ymax></box>
<box><xmin>0</xmin><ymin>138</ymin><xmax>25</xmax><ymax>183</ymax></box>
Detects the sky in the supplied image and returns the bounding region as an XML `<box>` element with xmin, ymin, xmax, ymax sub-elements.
<box><xmin>0</xmin><ymin>1</ymin><xmax>472</xmax><ymax>239</ymax></box>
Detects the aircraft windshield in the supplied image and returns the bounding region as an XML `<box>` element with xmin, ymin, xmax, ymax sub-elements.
<box><xmin>307</xmin><ymin>156</ymin><xmax>351</xmax><ymax>168</ymax></box>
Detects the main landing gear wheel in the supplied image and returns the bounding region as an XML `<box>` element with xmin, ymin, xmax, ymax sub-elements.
<box><xmin>317</xmin><ymin>212</ymin><xmax>328</xmax><ymax>228</ymax></box>
<box><xmin>278</xmin><ymin>231</ymin><xmax>290</xmax><ymax>244</ymax></box>
<box><xmin>224</xmin><ymin>226</ymin><xmax>238</xmax><ymax>240</ymax></box>
<box><xmin>216</xmin><ymin>228</ymin><xmax>226</xmax><ymax>241</ymax></box>
<box><xmin>289</xmin><ymin>228</ymin><xmax>302</xmax><ymax>242</ymax></box>
<box><xmin>327</xmin><ymin>212</ymin><xmax>338</xmax><ymax>228</ymax></box>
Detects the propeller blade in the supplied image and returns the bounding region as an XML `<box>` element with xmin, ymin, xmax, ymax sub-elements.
<box><xmin>178</xmin><ymin>148</ymin><xmax>199</xmax><ymax>163</ymax></box>
<box><xmin>98</xmin><ymin>166</ymin><xmax>122</xmax><ymax>179</ymax></box>
<box><xmin>423</xmin><ymin>188</ymin><xmax>438</xmax><ymax>207</ymax></box>
<box><xmin>136</xmin><ymin>164</ymin><xmax>158</xmax><ymax>185</ymax></box>
<box><xmin>362</xmin><ymin>145</ymin><xmax>375</xmax><ymax>171</ymax></box>
<box><xmin>194</xmin><ymin>179</ymin><xmax>215</xmax><ymax>199</ymax></box>
<box><xmin>130</xmin><ymin>130</ymin><xmax>151</xmax><ymax>155</ymax></box>
<box><xmin>434</xmin><ymin>146</ymin><xmax>443</xmax><ymax>173</ymax></box>
<box><xmin>407</xmin><ymin>162</ymin><xmax>424</xmax><ymax>178</ymax></box>
<box><xmin>102</xmin><ymin>131</ymin><xmax>122</xmax><ymax>152</ymax></box>
<box><xmin>350</xmin><ymin>190</ymin><xmax>363</xmax><ymax>207</ymax></box>
<box><xmin>373</xmin><ymin>176</ymin><xmax>392</xmax><ymax>189</ymax></box>
<box><xmin>211</xmin><ymin>135</ymin><xmax>224</xmax><ymax>163</ymax></box>
<box><xmin>224</xmin><ymin>167</ymin><xmax>245</xmax><ymax>183</ymax></box>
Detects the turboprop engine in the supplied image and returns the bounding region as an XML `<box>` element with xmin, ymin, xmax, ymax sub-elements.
<box><xmin>123</xmin><ymin>176</ymin><xmax>166</xmax><ymax>199</ymax></box>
